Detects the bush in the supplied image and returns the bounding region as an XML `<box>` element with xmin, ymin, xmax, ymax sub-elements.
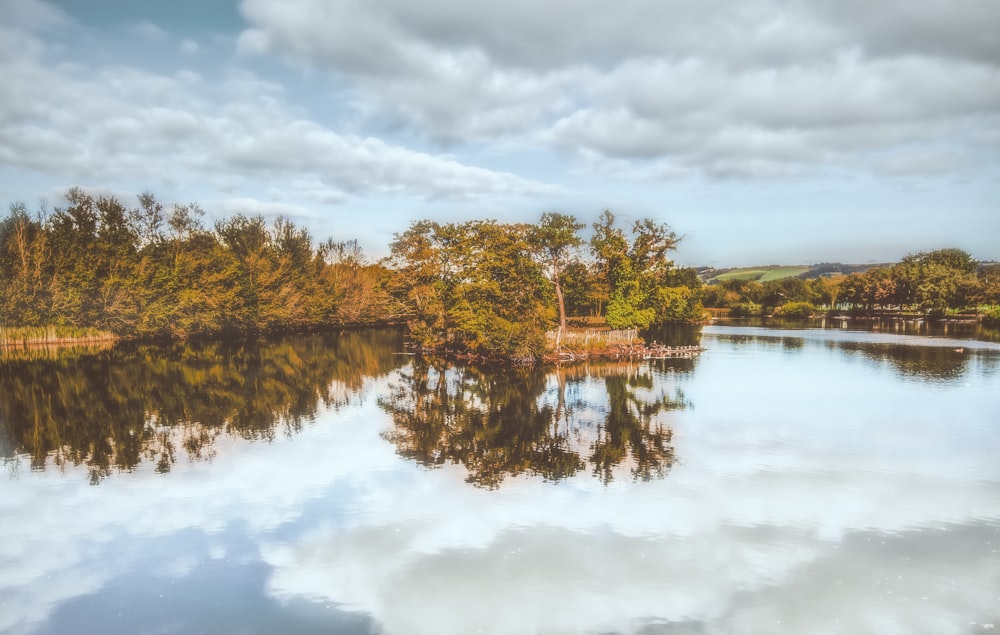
<box><xmin>775</xmin><ymin>301</ymin><xmax>817</xmax><ymax>319</ymax></box>
<box><xmin>982</xmin><ymin>305</ymin><xmax>1000</xmax><ymax>327</ymax></box>
<box><xmin>606</xmin><ymin>295</ymin><xmax>656</xmax><ymax>329</ymax></box>
<box><xmin>728</xmin><ymin>302</ymin><xmax>762</xmax><ymax>318</ymax></box>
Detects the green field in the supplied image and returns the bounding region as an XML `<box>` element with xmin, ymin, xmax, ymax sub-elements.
<box><xmin>759</xmin><ymin>266</ymin><xmax>812</xmax><ymax>281</ymax></box>
<box><xmin>710</xmin><ymin>266</ymin><xmax>811</xmax><ymax>283</ymax></box>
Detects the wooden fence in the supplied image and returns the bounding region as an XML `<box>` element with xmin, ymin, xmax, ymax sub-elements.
<box><xmin>547</xmin><ymin>328</ymin><xmax>638</xmax><ymax>347</ymax></box>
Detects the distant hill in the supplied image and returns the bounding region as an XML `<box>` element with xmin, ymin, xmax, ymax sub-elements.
<box><xmin>700</xmin><ymin>262</ymin><xmax>889</xmax><ymax>284</ymax></box>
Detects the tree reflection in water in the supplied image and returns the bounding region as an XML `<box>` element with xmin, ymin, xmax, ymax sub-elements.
<box><xmin>0</xmin><ymin>328</ymin><xmax>406</xmax><ymax>483</ymax></box>
<box><xmin>840</xmin><ymin>341</ymin><xmax>979</xmax><ymax>381</ymax></box>
<box><xmin>1</xmin><ymin>326</ymin><xmax>694</xmax><ymax>488</ymax></box>
<box><xmin>379</xmin><ymin>358</ymin><xmax>692</xmax><ymax>488</ymax></box>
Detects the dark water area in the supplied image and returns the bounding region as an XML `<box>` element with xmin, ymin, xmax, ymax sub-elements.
<box><xmin>1</xmin><ymin>323</ymin><xmax>998</xmax><ymax>634</ymax></box>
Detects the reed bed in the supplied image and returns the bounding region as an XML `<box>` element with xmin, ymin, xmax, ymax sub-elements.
<box><xmin>549</xmin><ymin>328</ymin><xmax>639</xmax><ymax>348</ymax></box>
<box><xmin>0</xmin><ymin>326</ymin><xmax>117</xmax><ymax>349</ymax></box>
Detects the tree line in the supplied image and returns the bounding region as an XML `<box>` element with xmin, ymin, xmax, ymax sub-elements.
<box><xmin>702</xmin><ymin>248</ymin><xmax>1000</xmax><ymax>321</ymax></box>
<box><xmin>0</xmin><ymin>188</ymin><xmax>396</xmax><ymax>339</ymax></box>
<box><xmin>0</xmin><ymin>192</ymin><xmax>706</xmax><ymax>360</ymax></box>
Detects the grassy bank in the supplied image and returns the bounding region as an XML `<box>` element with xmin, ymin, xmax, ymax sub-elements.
<box><xmin>0</xmin><ymin>326</ymin><xmax>118</xmax><ymax>348</ymax></box>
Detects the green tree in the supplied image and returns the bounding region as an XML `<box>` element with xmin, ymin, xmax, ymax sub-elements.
<box><xmin>389</xmin><ymin>219</ymin><xmax>554</xmax><ymax>360</ymax></box>
<box><xmin>530</xmin><ymin>212</ymin><xmax>584</xmax><ymax>350</ymax></box>
<box><xmin>591</xmin><ymin>211</ymin><xmax>654</xmax><ymax>329</ymax></box>
<box><xmin>892</xmin><ymin>249</ymin><xmax>979</xmax><ymax>314</ymax></box>
<box><xmin>560</xmin><ymin>260</ymin><xmax>605</xmax><ymax>317</ymax></box>
<box><xmin>590</xmin><ymin>211</ymin><xmax>697</xmax><ymax>328</ymax></box>
<box><xmin>975</xmin><ymin>264</ymin><xmax>1000</xmax><ymax>306</ymax></box>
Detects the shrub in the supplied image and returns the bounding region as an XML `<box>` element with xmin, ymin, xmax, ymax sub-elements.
<box><xmin>775</xmin><ymin>301</ymin><xmax>817</xmax><ymax>319</ymax></box>
<box><xmin>728</xmin><ymin>302</ymin><xmax>762</xmax><ymax>318</ymax></box>
<box><xmin>982</xmin><ymin>305</ymin><xmax>1000</xmax><ymax>327</ymax></box>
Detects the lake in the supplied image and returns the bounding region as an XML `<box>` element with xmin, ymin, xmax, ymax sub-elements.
<box><xmin>1</xmin><ymin>321</ymin><xmax>998</xmax><ymax>634</ymax></box>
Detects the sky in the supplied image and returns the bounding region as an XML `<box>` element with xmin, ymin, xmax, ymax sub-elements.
<box><xmin>0</xmin><ymin>0</ymin><xmax>997</xmax><ymax>267</ymax></box>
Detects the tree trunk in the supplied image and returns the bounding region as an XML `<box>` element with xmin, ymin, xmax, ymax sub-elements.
<box><xmin>554</xmin><ymin>270</ymin><xmax>566</xmax><ymax>351</ymax></box>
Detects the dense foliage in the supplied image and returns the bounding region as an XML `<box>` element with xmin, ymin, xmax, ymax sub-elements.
<box><xmin>0</xmin><ymin>192</ymin><xmax>709</xmax><ymax>358</ymax></box>
<box><xmin>0</xmin><ymin>189</ymin><xmax>394</xmax><ymax>338</ymax></box>
<box><xmin>588</xmin><ymin>211</ymin><xmax>705</xmax><ymax>328</ymax></box>
<box><xmin>388</xmin><ymin>211</ymin><xmax>705</xmax><ymax>360</ymax></box>
<box><xmin>703</xmin><ymin>248</ymin><xmax>999</xmax><ymax>318</ymax></box>
<box><xmin>387</xmin><ymin>219</ymin><xmax>555</xmax><ymax>360</ymax></box>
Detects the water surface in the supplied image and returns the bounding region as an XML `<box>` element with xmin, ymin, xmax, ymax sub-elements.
<box><xmin>1</xmin><ymin>324</ymin><xmax>998</xmax><ymax>634</ymax></box>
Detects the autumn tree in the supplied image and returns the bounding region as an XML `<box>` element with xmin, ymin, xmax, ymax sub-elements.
<box><xmin>389</xmin><ymin>219</ymin><xmax>555</xmax><ymax>360</ymax></box>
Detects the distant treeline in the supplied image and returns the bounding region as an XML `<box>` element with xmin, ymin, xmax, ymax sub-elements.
<box><xmin>703</xmin><ymin>248</ymin><xmax>1000</xmax><ymax>321</ymax></box>
<box><xmin>0</xmin><ymin>192</ymin><xmax>705</xmax><ymax>360</ymax></box>
<box><xmin>803</xmin><ymin>262</ymin><xmax>892</xmax><ymax>278</ymax></box>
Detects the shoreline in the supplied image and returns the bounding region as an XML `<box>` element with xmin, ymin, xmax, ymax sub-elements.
<box><xmin>0</xmin><ymin>321</ymin><xmax>407</xmax><ymax>351</ymax></box>
<box><xmin>411</xmin><ymin>339</ymin><xmax>706</xmax><ymax>366</ymax></box>
<box><xmin>544</xmin><ymin>342</ymin><xmax>704</xmax><ymax>363</ymax></box>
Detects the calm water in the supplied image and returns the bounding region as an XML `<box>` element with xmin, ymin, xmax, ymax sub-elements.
<box><xmin>1</xmin><ymin>323</ymin><xmax>998</xmax><ymax>634</ymax></box>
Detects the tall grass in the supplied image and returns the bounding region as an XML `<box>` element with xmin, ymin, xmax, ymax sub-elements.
<box><xmin>0</xmin><ymin>326</ymin><xmax>117</xmax><ymax>348</ymax></box>
<box><xmin>549</xmin><ymin>328</ymin><xmax>639</xmax><ymax>351</ymax></box>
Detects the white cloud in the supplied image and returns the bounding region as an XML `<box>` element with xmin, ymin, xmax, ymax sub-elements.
<box><xmin>215</xmin><ymin>196</ymin><xmax>317</xmax><ymax>221</ymax></box>
<box><xmin>0</xmin><ymin>0</ymin><xmax>997</xmax><ymax>263</ymax></box>
<box><xmin>0</xmin><ymin>10</ymin><xmax>554</xmax><ymax>211</ymax></box>
<box><xmin>548</xmin><ymin>53</ymin><xmax>1000</xmax><ymax>179</ymax></box>
<box><xmin>130</xmin><ymin>19</ymin><xmax>168</xmax><ymax>42</ymax></box>
<box><xmin>236</xmin><ymin>0</ymin><xmax>1000</xmax><ymax>181</ymax></box>
<box><xmin>0</xmin><ymin>0</ymin><xmax>69</xmax><ymax>30</ymax></box>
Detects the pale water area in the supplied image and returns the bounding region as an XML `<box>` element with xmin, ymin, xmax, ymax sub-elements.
<box><xmin>0</xmin><ymin>322</ymin><xmax>998</xmax><ymax>634</ymax></box>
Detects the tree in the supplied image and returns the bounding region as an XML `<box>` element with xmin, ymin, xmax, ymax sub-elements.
<box><xmin>530</xmin><ymin>212</ymin><xmax>584</xmax><ymax>350</ymax></box>
<box><xmin>0</xmin><ymin>203</ymin><xmax>50</xmax><ymax>325</ymax></box>
<box><xmin>975</xmin><ymin>264</ymin><xmax>1000</xmax><ymax>305</ymax></box>
<box><xmin>590</xmin><ymin>211</ymin><xmax>695</xmax><ymax>328</ymax></box>
<box><xmin>387</xmin><ymin>220</ymin><xmax>451</xmax><ymax>346</ymax></box>
<box><xmin>318</xmin><ymin>238</ymin><xmax>393</xmax><ymax>325</ymax></box>
<box><xmin>591</xmin><ymin>211</ymin><xmax>653</xmax><ymax>329</ymax></box>
<box><xmin>134</xmin><ymin>191</ymin><xmax>165</xmax><ymax>246</ymax></box>
<box><xmin>892</xmin><ymin>249</ymin><xmax>979</xmax><ymax>314</ymax></box>
<box><xmin>389</xmin><ymin>219</ymin><xmax>554</xmax><ymax>360</ymax></box>
<box><xmin>560</xmin><ymin>260</ymin><xmax>605</xmax><ymax>317</ymax></box>
<box><xmin>47</xmin><ymin>188</ymin><xmax>101</xmax><ymax>326</ymax></box>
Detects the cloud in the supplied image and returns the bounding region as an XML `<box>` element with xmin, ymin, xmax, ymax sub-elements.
<box><xmin>814</xmin><ymin>0</ymin><xmax>1000</xmax><ymax>64</ymax></box>
<box><xmin>0</xmin><ymin>0</ymin><xmax>69</xmax><ymax>30</ymax></box>
<box><xmin>0</xmin><ymin>9</ymin><xmax>553</xmax><ymax>208</ymax></box>
<box><xmin>130</xmin><ymin>19</ymin><xmax>168</xmax><ymax>42</ymax></box>
<box><xmin>264</xmin><ymin>522</ymin><xmax>1000</xmax><ymax>635</ymax></box>
<box><xmin>215</xmin><ymin>196</ymin><xmax>318</xmax><ymax>221</ymax></box>
<box><xmin>547</xmin><ymin>52</ymin><xmax>1000</xmax><ymax>178</ymax></box>
<box><xmin>236</xmin><ymin>0</ymin><xmax>1000</xmax><ymax>180</ymax></box>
